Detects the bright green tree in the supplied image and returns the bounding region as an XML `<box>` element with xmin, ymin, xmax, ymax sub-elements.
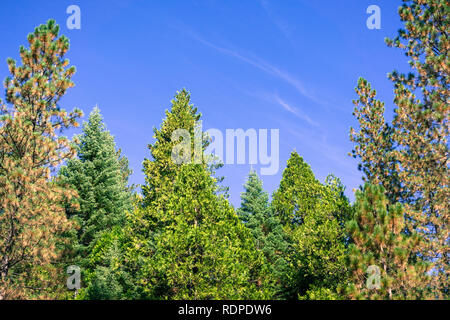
<box><xmin>346</xmin><ymin>183</ymin><xmax>430</xmax><ymax>299</ymax></box>
<box><xmin>126</xmin><ymin>89</ymin><xmax>270</xmax><ymax>299</ymax></box>
<box><xmin>272</xmin><ymin>151</ymin><xmax>350</xmax><ymax>299</ymax></box>
<box><xmin>58</xmin><ymin>107</ymin><xmax>133</xmax><ymax>298</ymax></box>
<box><xmin>237</xmin><ymin>170</ymin><xmax>290</xmax><ymax>298</ymax></box>
<box><xmin>272</xmin><ymin>152</ymin><xmax>323</xmax><ymax>226</ymax></box>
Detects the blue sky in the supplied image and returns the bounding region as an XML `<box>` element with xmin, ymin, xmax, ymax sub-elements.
<box><xmin>0</xmin><ymin>0</ymin><xmax>411</xmax><ymax>207</ymax></box>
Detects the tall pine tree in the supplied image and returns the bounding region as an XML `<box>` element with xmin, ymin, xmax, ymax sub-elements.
<box><xmin>387</xmin><ymin>0</ymin><xmax>449</xmax><ymax>297</ymax></box>
<box><xmin>350</xmin><ymin>0</ymin><xmax>449</xmax><ymax>297</ymax></box>
<box><xmin>350</xmin><ymin>78</ymin><xmax>401</xmax><ymax>203</ymax></box>
<box><xmin>0</xmin><ymin>20</ymin><xmax>82</xmax><ymax>299</ymax></box>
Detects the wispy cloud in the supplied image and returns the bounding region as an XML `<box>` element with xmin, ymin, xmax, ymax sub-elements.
<box><xmin>286</xmin><ymin>127</ymin><xmax>358</xmax><ymax>175</ymax></box>
<box><xmin>273</xmin><ymin>95</ymin><xmax>318</xmax><ymax>127</ymax></box>
<box><xmin>260</xmin><ymin>0</ymin><xmax>293</xmax><ymax>43</ymax></box>
<box><xmin>172</xmin><ymin>25</ymin><xmax>325</xmax><ymax>105</ymax></box>
<box><xmin>169</xmin><ymin>22</ymin><xmax>348</xmax><ymax>113</ymax></box>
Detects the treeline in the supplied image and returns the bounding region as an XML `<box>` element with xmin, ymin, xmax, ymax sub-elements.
<box><xmin>0</xmin><ymin>0</ymin><xmax>448</xmax><ymax>300</ymax></box>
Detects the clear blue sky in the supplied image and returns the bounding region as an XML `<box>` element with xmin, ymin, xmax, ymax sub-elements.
<box><xmin>0</xmin><ymin>0</ymin><xmax>411</xmax><ymax>207</ymax></box>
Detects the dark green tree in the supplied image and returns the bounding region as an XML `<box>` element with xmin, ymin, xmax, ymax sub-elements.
<box><xmin>58</xmin><ymin>107</ymin><xmax>133</xmax><ymax>298</ymax></box>
<box><xmin>79</xmin><ymin>225</ymin><xmax>137</xmax><ymax>299</ymax></box>
<box><xmin>237</xmin><ymin>170</ymin><xmax>290</xmax><ymax>298</ymax></box>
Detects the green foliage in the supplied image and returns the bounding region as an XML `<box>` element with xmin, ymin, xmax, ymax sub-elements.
<box><xmin>345</xmin><ymin>183</ymin><xmax>430</xmax><ymax>299</ymax></box>
<box><xmin>237</xmin><ymin>170</ymin><xmax>290</xmax><ymax>298</ymax></box>
<box><xmin>351</xmin><ymin>0</ymin><xmax>449</xmax><ymax>298</ymax></box>
<box><xmin>126</xmin><ymin>89</ymin><xmax>270</xmax><ymax>299</ymax></box>
<box><xmin>75</xmin><ymin>226</ymin><xmax>137</xmax><ymax>300</ymax></box>
<box><xmin>350</xmin><ymin>78</ymin><xmax>401</xmax><ymax>203</ymax></box>
<box><xmin>1</xmin><ymin>0</ymin><xmax>446</xmax><ymax>300</ymax></box>
<box><xmin>272</xmin><ymin>151</ymin><xmax>323</xmax><ymax>226</ymax></box>
<box><xmin>58</xmin><ymin>107</ymin><xmax>133</xmax><ymax>298</ymax></box>
<box><xmin>298</xmin><ymin>286</ymin><xmax>340</xmax><ymax>300</ymax></box>
<box><xmin>272</xmin><ymin>152</ymin><xmax>351</xmax><ymax>299</ymax></box>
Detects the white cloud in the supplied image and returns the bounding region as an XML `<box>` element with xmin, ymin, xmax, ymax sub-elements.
<box><xmin>273</xmin><ymin>95</ymin><xmax>318</xmax><ymax>127</ymax></box>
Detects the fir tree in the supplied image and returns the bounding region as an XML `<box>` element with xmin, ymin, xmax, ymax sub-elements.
<box><xmin>0</xmin><ymin>20</ymin><xmax>82</xmax><ymax>299</ymax></box>
<box><xmin>80</xmin><ymin>225</ymin><xmax>136</xmax><ymax>299</ymax></box>
<box><xmin>58</xmin><ymin>107</ymin><xmax>133</xmax><ymax>298</ymax></box>
<box><xmin>237</xmin><ymin>170</ymin><xmax>290</xmax><ymax>298</ymax></box>
<box><xmin>126</xmin><ymin>89</ymin><xmax>271</xmax><ymax>299</ymax></box>
<box><xmin>346</xmin><ymin>183</ymin><xmax>430</xmax><ymax>299</ymax></box>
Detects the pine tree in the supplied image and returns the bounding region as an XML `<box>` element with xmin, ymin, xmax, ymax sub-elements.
<box><xmin>386</xmin><ymin>0</ymin><xmax>449</xmax><ymax>297</ymax></box>
<box><xmin>58</xmin><ymin>107</ymin><xmax>133</xmax><ymax>298</ymax></box>
<box><xmin>0</xmin><ymin>20</ymin><xmax>82</xmax><ymax>299</ymax></box>
<box><xmin>126</xmin><ymin>89</ymin><xmax>270</xmax><ymax>299</ymax></box>
<box><xmin>272</xmin><ymin>151</ymin><xmax>350</xmax><ymax>299</ymax></box>
<box><xmin>346</xmin><ymin>183</ymin><xmax>430</xmax><ymax>299</ymax></box>
<box><xmin>350</xmin><ymin>0</ymin><xmax>449</xmax><ymax>297</ymax></box>
<box><xmin>237</xmin><ymin>170</ymin><xmax>290</xmax><ymax>298</ymax></box>
<box><xmin>350</xmin><ymin>78</ymin><xmax>401</xmax><ymax>203</ymax></box>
